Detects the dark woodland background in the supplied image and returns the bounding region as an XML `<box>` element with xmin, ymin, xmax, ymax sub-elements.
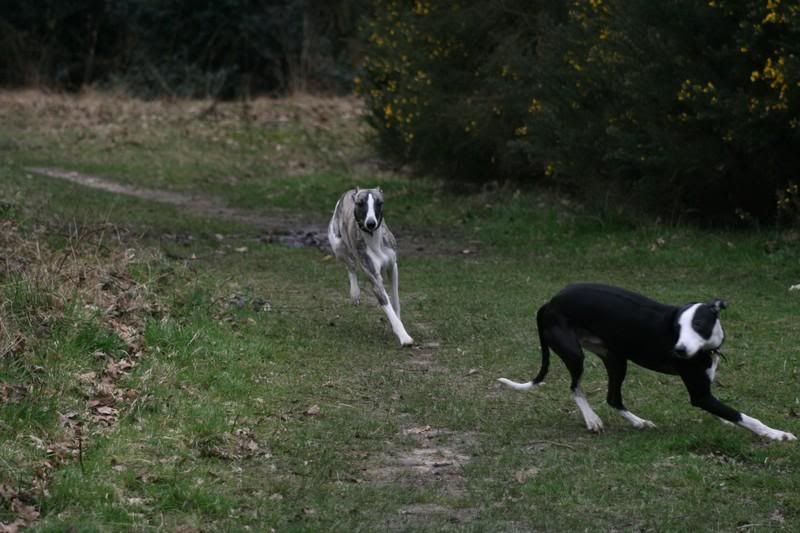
<box><xmin>2</xmin><ymin>0</ymin><xmax>799</xmax><ymax>224</ymax></box>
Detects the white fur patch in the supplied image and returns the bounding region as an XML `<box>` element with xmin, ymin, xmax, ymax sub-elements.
<box><xmin>618</xmin><ymin>410</ymin><xmax>656</xmax><ymax>429</ymax></box>
<box><xmin>348</xmin><ymin>271</ymin><xmax>360</xmax><ymax>304</ymax></box>
<box><xmin>365</xmin><ymin>193</ymin><xmax>378</xmax><ymax>228</ymax></box>
<box><xmin>381</xmin><ymin>303</ymin><xmax>413</xmax><ymax>346</ymax></box>
<box><xmin>675</xmin><ymin>303</ymin><xmax>724</xmax><ymax>356</ymax></box>
<box><xmin>706</xmin><ymin>353</ymin><xmax>720</xmax><ymax>383</ymax></box>
<box><xmin>738</xmin><ymin>414</ymin><xmax>797</xmax><ymax>441</ymax></box>
<box><xmin>573</xmin><ymin>389</ymin><xmax>604</xmax><ymax>432</ymax></box>
<box><xmin>496</xmin><ymin>378</ymin><xmax>539</xmax><ymax>391</ymax></box>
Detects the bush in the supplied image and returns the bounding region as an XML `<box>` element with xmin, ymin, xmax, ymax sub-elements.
<box><xmin>358</xmin><ymin>0</ymin><xmax>800</xmax><ymax>223</ymax></box>
<box><xmin>357</xmin><ymin>1</ymin><xmax>562</xmax><ymax>181</ymax></box>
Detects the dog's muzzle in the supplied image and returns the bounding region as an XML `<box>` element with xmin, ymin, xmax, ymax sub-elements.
<box><xmin>673</xmin><ymin>346</ymin><xmax>691</xmax><ymax>359</ymax></box>
<box><xmin>672</xmin><ymin>347</ymin><xmax>723</xmax><ymax>360</ymax></box>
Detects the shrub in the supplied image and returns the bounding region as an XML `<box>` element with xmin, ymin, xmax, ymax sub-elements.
<box><xmin>359</xmin><ymin>0</ymin><xmax>800</xmax><ymax>223</ymax></box>
<box><xmin>357</xmin><ymin>0</ymin><xmax>562</xmax><ymax>181</ymax></box>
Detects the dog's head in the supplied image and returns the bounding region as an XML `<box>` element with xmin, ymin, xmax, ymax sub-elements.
<box><xmin>352</xmin><ymin>187</ymin><xmax>384</xmax><ymax>233</ymax></box>
<box><xmin>673</xmin><ymin>299</ymin><xmax>727</xmax><ymax>358</ymax></box>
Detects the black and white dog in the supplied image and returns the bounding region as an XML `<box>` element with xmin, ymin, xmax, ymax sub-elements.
<box><xmin>328</xmin><ymin>187</ymin><xmax>413</xmax><ymax>346</ymax></box>
<box><xmin>498</xmin><ymin>283</ymin><xmax>796</xmax><ymax>441</ymax></box>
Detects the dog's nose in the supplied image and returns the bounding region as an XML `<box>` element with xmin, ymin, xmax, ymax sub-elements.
<box><xmin>366</xmin><ymin>219</ymin><xmax>377</xmax><ymax>230</ymax></box>
<box><xmin>674</xmin><ymin>346</ymin><xmax>688</xmax><ymax>358</ymax></box>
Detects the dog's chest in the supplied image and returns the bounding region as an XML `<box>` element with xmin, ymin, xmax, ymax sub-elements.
<box><xmin>364</xmin><ymin>233</ymin><xmax>395</xmax><ymax>272</ymax></box>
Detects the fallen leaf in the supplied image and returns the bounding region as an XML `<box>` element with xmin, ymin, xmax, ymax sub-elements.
<box><xmin>515</xmin><ymin>467</ymin><xmax>540</xmax><ymax>483</ymax></box>
<box><xmin>77</xmin><ymin>372</ymin><xmax>96</xmax><ymax>384</ymax></box>
<box><xmin>11</xmin><ymin>500</ymin><xmax>39</xmax><ymax>524</ymax></box>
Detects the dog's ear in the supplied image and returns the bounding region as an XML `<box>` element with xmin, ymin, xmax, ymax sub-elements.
<box><xmin>712</xmin><ymin>299</ymin><xmax>728</xmax><ymax>313</ymax></box>
<box><xmin>351</xmin><ymin>188</ymin><xmax>358</xmax><ymax>201</ymax></box>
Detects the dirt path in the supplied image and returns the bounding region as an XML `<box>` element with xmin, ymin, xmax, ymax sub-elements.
<box><xmin>29</xmin><ymin>167</ymin><xmax>330</xmax><ymax>247</ymax></box>
<box><xmin>28</xmin><ymin>167</ymin><xmax>467</xmax><ymax>256</ymax></box>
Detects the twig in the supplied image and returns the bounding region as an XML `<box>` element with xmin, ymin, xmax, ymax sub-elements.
<box><xmin>528</xmin><ymin>440</ymin><xmax>578</xmax><ymax>451</ymax></box>
<box><xmin>77</xmin><ymin>426</ymin><xmax>85</xmax><ymax>475</ymax></box>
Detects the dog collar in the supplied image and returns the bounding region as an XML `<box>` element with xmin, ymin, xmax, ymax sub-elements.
<box><xmin>671</xmin><ymin>347</ymin><xmax>725</xmax><ymax>360</ymax></box>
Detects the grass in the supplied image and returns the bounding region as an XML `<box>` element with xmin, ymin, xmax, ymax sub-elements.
<box><xmin>1</xmin><ymin>90</ymin><xmax>799</xmax><ymax>531</ymax></box>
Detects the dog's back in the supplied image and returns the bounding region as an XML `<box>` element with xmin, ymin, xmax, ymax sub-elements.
<box><xmin>548</xmin><ymin>283</ymin><xmax>678</xmax><ymax>356</ymax></box>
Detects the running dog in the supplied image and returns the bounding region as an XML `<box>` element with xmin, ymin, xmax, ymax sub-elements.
<box><xmin>328</xmin><ymin>187</ymin><xmax>413</xmax><ymax>346</ymax></box>
<box><xmin>498</xmin><ymin>283</ymin><xmax>796</xmax><ymax>441</ymax></box>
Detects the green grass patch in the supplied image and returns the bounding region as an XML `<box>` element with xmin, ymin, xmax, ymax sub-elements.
<box><xmin>1</xmin><ymin>91</ymin><xmax>799</xmax><ymax>531</ymax></box>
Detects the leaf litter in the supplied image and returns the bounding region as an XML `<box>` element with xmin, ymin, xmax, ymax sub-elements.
<box><xmin>0</xmin><ymin>218</ymin><xmax>160</xmax><ymax>529</ymax></box>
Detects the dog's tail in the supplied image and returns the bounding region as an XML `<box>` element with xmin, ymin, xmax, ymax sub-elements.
<box><xmin>497</xmin><ymin>306</ymin><xmax>551</xmax><ymax>391</ymax></box>
<box><xmin>328</xmin><ymin>199</ymin><xmax>342</xmax><ymax>249</ymax></box>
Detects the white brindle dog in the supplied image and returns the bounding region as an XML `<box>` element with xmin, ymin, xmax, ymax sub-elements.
<box><xmin>328</xmin><ymin>187</ymin><xmax>413</xmax><ymax>346</ymax></box>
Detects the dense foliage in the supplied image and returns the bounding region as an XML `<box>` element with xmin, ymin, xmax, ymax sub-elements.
<box><xmin>0</xmin><ymin>0</ymin><xmax>365</xmax><ymax>96</ymax></box>
<box><xmin>358</xmin><ymin>0</ymin><xmax>800</xmax><ymax>223</ymax></box>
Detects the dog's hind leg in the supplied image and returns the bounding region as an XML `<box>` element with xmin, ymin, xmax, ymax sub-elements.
<box><xmin>388</xmin><ymin>261</ymin><xmax>401</xmax><ymax>317</ymax></box>
<box><xmin>602</xmin><ymin>356</ymin><xmax>656</xmax><ymax>429</ymax></box>
<box><xmin>546</xmin><ymin>325</ymin><xmax>604</xmax><ymax>433</ymax></box>
<box><xmin>348</xmin><ymin>269</ymin><xmax>360</xmax><ymax>305</ymax></box>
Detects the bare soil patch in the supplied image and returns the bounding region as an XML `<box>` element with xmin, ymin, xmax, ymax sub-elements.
<box><xmin>362</xmin><ymin>425</ymin><xmax>480</xmax><ymax>528</ymax></box>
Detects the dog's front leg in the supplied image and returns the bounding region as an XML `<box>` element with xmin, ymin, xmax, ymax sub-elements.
<box><xmin>361</xmin><ymin>256</ymin><xmax>413</xmax><ymax>347</ymax></box>
<box><xmin>737</xmin><ymin>413</ymin><xmax>797</xmax><ymax>441</ymax></box>
<box><xmin>682</xmin><ymin>374</ymin><xmax>796</xmax><ymax>441</ymax></box>
<box><xmin>602</xmin><ymin>356</ymin><xmax>656</xmax><ymax>429</ymax></box>
<box><xmin>695</xmin><ymin>394</ymin><xmax>795</xmax><ymax>441</ymax></box>
<box><xmin>372</xmin><ymin>282</ymin><xmax>413</xmax><ymax>346</ymax></box>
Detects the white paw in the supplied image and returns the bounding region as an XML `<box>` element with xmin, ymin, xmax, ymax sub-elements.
<box><xmin>399</xmin><ymin>335</ymin><xmax>414</xmax><ymax>347</ymax></box>
<box><xmin>350</xmin><ymin>296</ymin><xmax>360</xmax><ymax>305</ymax></box>
<box><xmin>620</xmin><ymin>411</ymin><xmax>657</xmax><ymax>429</ymax></box>
<box><xmin>767</xmin><ymin>430</ymin><xmax>797</xmax><ymax>442</ymax></box>
<box><xmin>634</xmin><ymin>419</ymin><xmax>657</xmax><ymax>429</ymax></box>
<box><xmin>585</xmin><ymin>415</ymin><xmax>604</xmax><ymax>433</ymax></box>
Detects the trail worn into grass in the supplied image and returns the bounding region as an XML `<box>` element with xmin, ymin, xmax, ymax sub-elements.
<box><xmin>29</xmin><ymin>167</ymin><xmax>329</xmax><ymax>249</ymax></box>
<box><xmin>27</xmin><ymin>167</ymin><xmax>468</xmax><ymax>256</ymax></box>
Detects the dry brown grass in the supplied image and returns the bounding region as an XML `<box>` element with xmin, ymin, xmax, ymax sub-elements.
<box><xmin>0</xmin><ymin>218</ymin><xmax>164</xmax><ymax>529</ymax></box>
<box><xmin>0</xmin><ymin>89</ymin><xmax>365</xmax><ymax>133</ymax></box>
